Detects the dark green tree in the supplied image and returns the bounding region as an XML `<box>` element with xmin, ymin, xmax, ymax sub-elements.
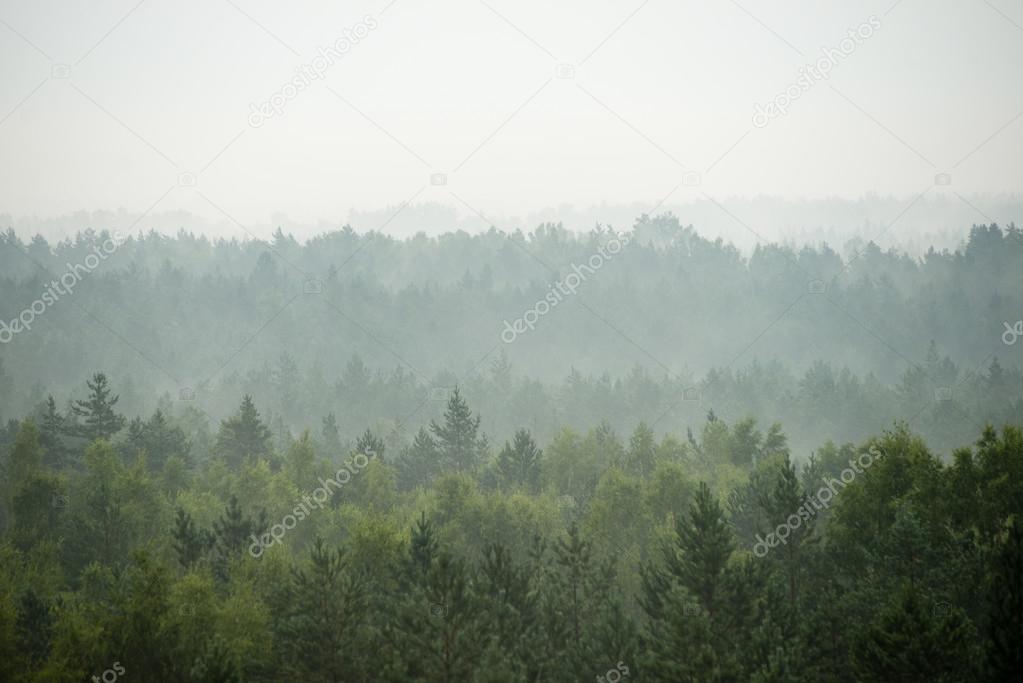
<box><xmin>397</xmin><ymin>427</ymin><xmax>440</xmax><ymax>489</ymax></box>
<box><xmin>37</xmin><ymin>395</ymin><xmax>70</xmax><ymax>468</ymax></box>
<box><xmin>215</xmin><ymin>395</ymin><xmax>272</xmax><ymax>468</ymax></box>
<box><xmin>987</xmin><ymin>517</ymin><xmax>1023</xmax><ymax>680</ymax></box>
<box><xmin>277</xmin><ymin>539</ymin><xmax>369</xmax><ymax>682</ymax></box>
<box><xmin>68</xmin><ymin>372</ymin><xmax>125</xmax><ymax>441</ymax></box>
<box><xmin>430</xmin><ymin>388</ymin><xmax>486</xmax><ymax>473</ymax></box>
<box><xmin>853</xmin><ymin>584</ymin><xmax>979</xmax><ymax>682</ymax></box>
<box><xmin>496</xmin><ymin>428</ymin><xmax>542</xmax><ymax>493</ymax></box>
<box><xmin>172</xmin><ymin>507</ymin><xmax>212</xmax><ymax>569</ymax></box>
<box><xmin>15</xmin><ymin>588</ymin><xmax>53</xmax><ymax>669</ymax></box>
<box><xmin>126</xmin><ymin>409</ymin><xmax>190</xmax><ymax>470</ymax></box>
<box><xmin>355</xmin><ymin>428</ymin><xmax>385</xmax><ymax>458</ymax></box>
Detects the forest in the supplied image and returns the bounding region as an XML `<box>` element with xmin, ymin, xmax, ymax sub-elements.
<box><xmin>1</xmin><ymin>217</ymin><xmax>1021</xmax><ymax>681</ymax></box>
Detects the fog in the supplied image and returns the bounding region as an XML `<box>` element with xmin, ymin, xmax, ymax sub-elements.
<box><xmin>2</xmin><ymin>0</ymin><xmax>1021</xmax><ymax>227</ymax></box>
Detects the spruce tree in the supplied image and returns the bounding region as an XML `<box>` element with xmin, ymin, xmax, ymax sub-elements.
<box><xmin>68</xmin><ymin>372</ymin><xmax>125</xmax><ymax>441</ymax></box>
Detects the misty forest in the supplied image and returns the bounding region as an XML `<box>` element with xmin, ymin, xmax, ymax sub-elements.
<box><xmin>2</xmin><ymin>0</ymin><xmax>1023</xmax><ymax>679</ymax></box>
<box><xmin>0</xmin><ymin>217</ymin><xmax>1021</xmax><ymax>682</ymax></box>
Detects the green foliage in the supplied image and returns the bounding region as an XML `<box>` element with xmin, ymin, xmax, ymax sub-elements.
<box><xmin>853</xmin><ymin>584</ymin><xmax>980</xmax><ymax>681</ymax></box>
<box><xmin>1</xmin><ymin>367</ymin><xmax>1022</xmax><ymax>680</ymax></box>
<box><xmin>430</xmin><ymin>388</ymin><xmax>486</xmax><ymax>474</ymax></box>
<box><xmin>67</xmin><ymin>373</ymin><xmax>126</xmax><ymax>442</ymax></box>
<box><xmin>496</xmin><ymin>428</ymin><xmax>542</xmax><ymax>493</ymax></box>
<box><xmin>215</xmin><ymin>395</ymin><xmax>272</xmax><ymax>469</ymax></box>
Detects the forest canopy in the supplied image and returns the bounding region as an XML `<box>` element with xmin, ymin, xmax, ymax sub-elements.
<box><xmin>1</xmin><ymin>217</ymin><xmax>1021</xmax><ymax>681</ymax></box>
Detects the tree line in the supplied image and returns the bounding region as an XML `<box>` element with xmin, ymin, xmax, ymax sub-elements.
<box><xmin>1</xmin><ymin>372</ymin><xmax>1021</xmax><ymax>681</ymax></box>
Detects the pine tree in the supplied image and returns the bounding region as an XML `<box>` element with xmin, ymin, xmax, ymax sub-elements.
<box><xmin>496</xmin><ymin>428</ymin><xmax>542</xmax><ymax>493</ymax></box>
<box><xmin>398</xmin><ymin>427</ymin><xmax>441</xmax><ymax>490</ymax></box>
<box><xmin>172</xmin><ymin>507</ymin><xmax>212</xmax><ymax>569</ymax></box>
<box><xmin>761</xmin><ymin>454</ymin><xmax>812</xmax><ymax>606</ymax></box>
<box><xmin>678</xmin><ymin>482</ymin><xmax>734</xmax><ymax>615</ymax></box>
<box><xmin>641</xmin><ymin>481</ymin><xmax>746</xmax><ymax>682</ymax></box>
<box><xmin>211</xmin><ymin>495</ymin><xmax>267</xmax><ymax>577</ymax></box>
<box><xmin>430</xmin><ymin>388</ymin><xmax>485</xmax><ymax>473</ymax></box>
<box><xmin>355</xmin><ymin>428</ymin><xmax>385</xmax><ymax>458</ymax></box>
<box><xmin>321</xmin><ymin>412</ymin><xmax>342</xmax><ymax>456</ymax></box>
<box><xmin>215</xmin><ymin>395</ymin><xmax>272</xmax><ymax>468</ymax></box>
<box><xmin>854</xmin><ymin>584</ymin><xmax>979</xmax><ymax>681</ymax></box>
<box><xmin>477</xmin><ymin>542</ymin><xmax>546</xmax><ymax>680</ymax></box>
<box><xmin>550</xmin><ymin>523</ymin><xmax>614</xmax><ymax>673</ymax></box>
<box><xmin>68</xmin><ymin>372</ymin><xmax>126</xmax><ymax>441</ymax></box>
<box><xmin>392</xmin><ymin>551</ymin><xmax>483</xmax><ymax>683</ymax></box>
<box><xmin>407</xmin><ymin>511</ymin><xmax>438</xmax><ymax>580</ymax></box>
<box><xmin>278</xmin><ymin>539</ymin><xmax>369</xmax><ymax>682</ymax></box>
<box><xmin>37</xmin><ymin>396</ymin><xmax>70</xmax><ymax>468</ymax></box>
<box><xmin>127</xmin><ymin>409</ymin><xmax>190</xmax><ymax>470</ymax></box>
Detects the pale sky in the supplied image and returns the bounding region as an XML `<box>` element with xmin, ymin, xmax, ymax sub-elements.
<box><xmin>1</xmin><ymin>0</ymin><xmax>1021</xmax><ymax>240</ymax></box>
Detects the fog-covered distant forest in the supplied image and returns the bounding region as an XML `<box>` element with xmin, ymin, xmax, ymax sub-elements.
<box><xmin>1</xmin><ymin>215</ymin><xmax>1022</xmax><ymax>680</ymax></box>
<box><xmin>1</xmin><ymin>215</ymin><xmax>1019</xmax><ymax>457</ymax></box>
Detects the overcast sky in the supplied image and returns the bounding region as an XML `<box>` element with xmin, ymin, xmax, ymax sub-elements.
<box><xmin>1</xmin><ymin>0</ymin><xmax>1021</xmax><ymax>241</ymax></box>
